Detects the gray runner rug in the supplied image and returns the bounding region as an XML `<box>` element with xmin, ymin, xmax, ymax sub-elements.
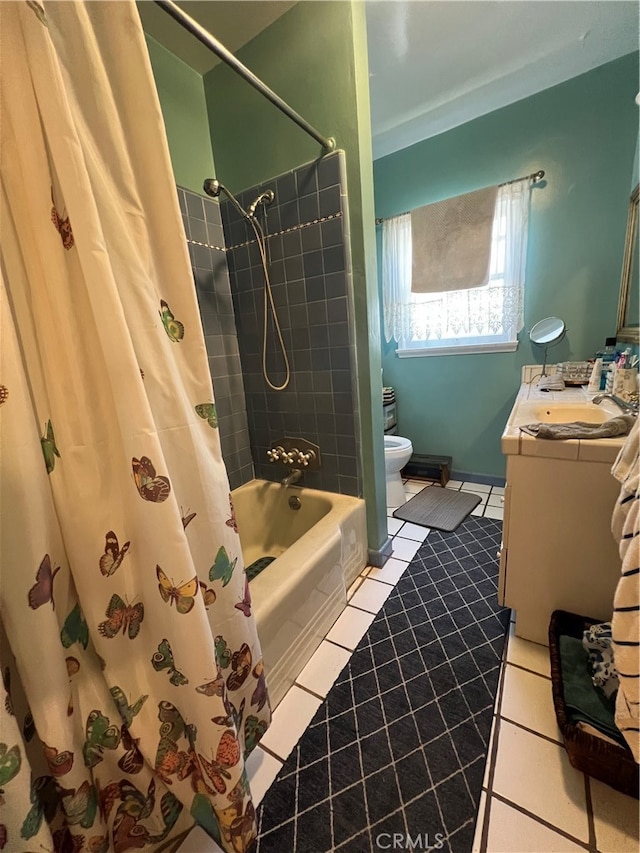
<box><xmin>255</xmin><ymin>516</ymin><xmax>509</xmax><ymax>853</ymax></box>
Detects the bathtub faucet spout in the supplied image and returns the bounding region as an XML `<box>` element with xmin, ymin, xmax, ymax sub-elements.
<box><xmin>281</xmin><ymin>468</ymin><xmax>302</xmax><ymax>488</ymax></box>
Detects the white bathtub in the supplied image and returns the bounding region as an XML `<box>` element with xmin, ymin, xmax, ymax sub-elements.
<box><xmin>232</xmin><ymin>479</ymin><xmax>367</xmax><ymax>708</ymax></box>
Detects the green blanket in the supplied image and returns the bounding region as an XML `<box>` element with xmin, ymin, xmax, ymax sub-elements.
<box><xmin>559</xmin><ymin>635</ymin><xmax>626</xmax><ymax>745</ymax></box>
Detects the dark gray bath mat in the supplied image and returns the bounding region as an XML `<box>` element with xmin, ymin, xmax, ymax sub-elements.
<box><xmin>393</xmin><ymin>487</ymin><xmax>481</xmax><ymax>531</ymax></box>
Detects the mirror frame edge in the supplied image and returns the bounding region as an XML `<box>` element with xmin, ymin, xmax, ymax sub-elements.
<box><xmin>616</xmin><ymin>182</ymin><xmax>639</xmax><ymax>344</ymax></box>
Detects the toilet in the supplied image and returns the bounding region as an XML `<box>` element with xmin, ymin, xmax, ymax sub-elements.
<box><xmin>384</xmin><ymin>435</ymin><xmax>413</xmax><ymax>507</ymax></box>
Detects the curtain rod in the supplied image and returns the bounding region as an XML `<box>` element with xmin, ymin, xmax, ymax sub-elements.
<box><xmin>374</xmin><ymin>169</ymin><xmax>545</xmax><ymax>224</ymax></box>
<box><xmin>153</xmin><ymin>0</ymin><xmax>335</xmax><ymax>152</ymax></box>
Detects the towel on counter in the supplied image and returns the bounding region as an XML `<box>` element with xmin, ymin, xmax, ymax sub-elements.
<box><xmin>411</xmin><ymin>185</ymin><xmax>498</xmax><ymax>293</ymax></box>
<box><xmin>520</xmin><ymin>414</ymin><xmax>635</xmax><ymax>440</ymax></box>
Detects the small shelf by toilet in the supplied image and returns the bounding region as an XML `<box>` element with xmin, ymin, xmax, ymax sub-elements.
<box><xmin>402</xmin><ymin>453</ymin><xmax>452</xmax><ymax>488</ymax></box>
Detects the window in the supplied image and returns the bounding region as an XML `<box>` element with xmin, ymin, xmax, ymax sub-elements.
<box><xmin>382</xmin><ymin>180</ymin><xmax>531</xmax><ymax>356</ymax></box>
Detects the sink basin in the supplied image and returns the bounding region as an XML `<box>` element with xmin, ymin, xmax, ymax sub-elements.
<box><xmin>502</xmin><ymin>384</ymin><xmax>627</xmax><ymax>459</ymax></box>
<box><xmin>530</xmin><ymin>404</ymin><xmax>611</xmax><ymax>424</ymax></box>
<box><xmin>508</xmin><ymin>399</ymin><xmax>618</xmax><ymax>427</ymax></box>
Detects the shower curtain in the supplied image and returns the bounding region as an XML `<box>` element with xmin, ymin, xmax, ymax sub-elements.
<box><xmin>0</xmin><ymin>3</ymin><xmax>269</xmax><ymax>852</ymax></box>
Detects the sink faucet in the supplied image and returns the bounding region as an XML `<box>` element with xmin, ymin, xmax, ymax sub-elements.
<box><xmin>592</xmin><ymin>393</ymin><xmax>639</xmax><ymax>414</ymax></box>
<box><xmin>281</xmin><ymin>468</ymin><xmax>302</xmax><ymax>488</ymax></box>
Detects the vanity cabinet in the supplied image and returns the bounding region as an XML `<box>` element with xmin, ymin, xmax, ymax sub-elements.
<box><xmin>499</xmin><ymin>381</ymin><xmax>624</xmax><ymax>645</ymax></box>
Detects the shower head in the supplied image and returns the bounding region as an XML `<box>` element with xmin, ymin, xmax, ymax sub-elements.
<box><xmin>247</xmin><ymin>190</ymin><xmax>275</xmax><ymax>219</ymax></box>
<box><xmin>203</xmin><ymin>177</ymin><xmax>249</xmax><ymax>220</ymax></box>
<box><xmin>203</xmin><ymin>179</ymin><xmax>275</xmax><ymax>222</ymax></box>
<box><xmin>203</xmin><ymin>178</ymin><xmax>222</xmax><ymax>198</ymax></box>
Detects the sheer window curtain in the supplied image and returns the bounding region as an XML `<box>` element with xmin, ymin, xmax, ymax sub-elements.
<box><xmin>382</xmin><ymin>179</ymin><xmax>530</xmax><ymax>347</ymax></box>
<box><xmin>382</xmin><ymin>213</ymin><xmax>412</xmax><ymax>344</ymax></box>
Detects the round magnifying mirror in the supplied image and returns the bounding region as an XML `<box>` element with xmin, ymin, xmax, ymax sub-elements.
<box><xmin>529</xmin><ymin>317</ymin><xmax>566</xmax><ymax>346</ymax></box>
<box><xmin>529</xmin><ymin>317</ymin><xmax>566</xmax><ymax>379</ymax></box>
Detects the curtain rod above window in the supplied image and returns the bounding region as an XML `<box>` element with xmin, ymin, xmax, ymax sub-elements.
<box><xmin>374</xmin><ymin>169</ymin><xmax>545</xmax><ymax>225</ymax></box>
<box><xmin>154</xmin><ymin>0</ymin><xmax>335</xmax><ymax>152</ymax></box>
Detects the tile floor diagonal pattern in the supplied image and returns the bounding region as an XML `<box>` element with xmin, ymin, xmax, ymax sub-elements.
<box><xmin>255</xmin><ymin>517</ymin><xmax>511</xmax><ymax>853</ymax></box>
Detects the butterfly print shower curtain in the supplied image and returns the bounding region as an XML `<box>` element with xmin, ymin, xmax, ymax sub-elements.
<box><xmin>0</xmin><ymin>3</ymin><xmax>270</xmax><ymax>851</ymax></box>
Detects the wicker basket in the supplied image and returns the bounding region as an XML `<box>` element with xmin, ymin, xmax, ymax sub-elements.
<box><xmin>548</xmin><ymin>609</ymin><xmax>639</xmax><ymax>799</ymax></box>
<box><xmin>556</xmin><ymin>362</ymin><xmax>593</xmax><ymax>385</ymax></box>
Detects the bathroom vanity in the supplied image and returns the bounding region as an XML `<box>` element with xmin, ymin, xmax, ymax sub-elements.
<box><xmin>499</xmin><ymin>372</ymin><xmax>626</xmax><ymax>645</ymax></box>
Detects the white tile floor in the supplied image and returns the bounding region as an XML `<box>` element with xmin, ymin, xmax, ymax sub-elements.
<box><xmin>179</xmin><ymin>477</ymin><xmax>639</xmax><ymax>853</ymax></box>
<box><xmin>474</xmin><ymin>609</ymin><xmax>639</xmax><ymax>853</ymax></box>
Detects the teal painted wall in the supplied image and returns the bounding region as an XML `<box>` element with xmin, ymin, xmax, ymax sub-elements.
<box><xmin>204</xmin><ymin>2</ymin><xmax>387</xmax><ymax>551</ymax></box>
<box><xmin>375</xmin><ymin>53</ymin><xmax>639</xmax><ymax>479</ymax></box>
<box><xmin>145</xmin><ymin>34</ymin><xmax>215</xmax><ymax>193</ymax></box>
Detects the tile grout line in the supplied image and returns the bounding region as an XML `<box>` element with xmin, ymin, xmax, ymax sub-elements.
<box><xmin>505</xmin><ymin>659</ymin><xmax>552</xmax><ymax>681</ymax></box>
<box><xmin>584</xmin><ymin>775</ymin><xmax>598</xmax><ymax>853</ymax></box>
<box><xmin>488</xmin><ymin>791</ymin><xmax>592</xmax><ymax>851</ymax></box>
<box><xmin>322</xmin><ymin>637</ymin><xmax>356</xmax><ymax>654</ymax></box>
<box><xmin>479</xmin><ymin>623</ymin><xmax>510</xmax><ymax>853</ymax></box>
<box><xmin>498</xmin><ymin>714</ymin><xmax>565</xmax><ymax>748</ymax></box>
<box><xmin>322</xmin><ymin>636</ymin><xmax>358</xmax><ymax>656</ymax></box>
<box><xmin>293</xmin><ymin>681</ymin><xmax>326</xmax><ymax>704</ymax></box>
<box><xmin>347</xmin><ymin>601</ymin><xmax>386</xmax><ymax>617</ymax></box>
<box><xmin>258</xmin><ymin>742</ymin><xmax>286</xmax><ymax>765</ymax></box>
<box><xmin>260</xmin><ymin>682</ymin><xmax>326</xmax><ymax>760</ymax></box>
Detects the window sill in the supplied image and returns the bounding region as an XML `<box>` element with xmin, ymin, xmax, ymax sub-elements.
<box><xmin>396</xmin><ymin>341</ymin><xmax>519</xmax><ymax>358</ymax></box>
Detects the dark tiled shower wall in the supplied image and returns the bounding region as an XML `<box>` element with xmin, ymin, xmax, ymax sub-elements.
<box><xmin>178</xmin><ymin>186</ymin><xmax>254</xmax><ymax>491</ymax></box>
<box><xmin>221</xmin><ymin>151</ymin><xmax>362</xmax><ymax>497</ymax></box>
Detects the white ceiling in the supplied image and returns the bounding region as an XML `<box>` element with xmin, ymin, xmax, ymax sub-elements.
<box><xmin>139</xmin><ymin>1</ymin><xmax>639</xmax><ymax>161</ymax></box>
<box><xmin>367</xmin><ymin>1</ymin><xmax>639</xmax><ymax>159</ymax></box>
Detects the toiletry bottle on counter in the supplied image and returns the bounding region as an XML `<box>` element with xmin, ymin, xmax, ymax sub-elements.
<box><xmin>597</xmin><ymin>337</ymin><xmax>617</xmax><ymax>390</ymax></box>
<box><xmin>588</xmin><ymin>358</ymin><xmax>603</xmax><ymax>392</ymax></box>
<box><xmin>613</xmin><ymin>349</ymin><xmax>639</xmax><ymax>398</ymax></box>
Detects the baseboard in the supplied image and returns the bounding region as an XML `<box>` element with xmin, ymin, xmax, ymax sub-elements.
<box><xmin>451</xmin><ymin>470</ymin><xmax>506</xmax><ymax>487</ymax></box>
<box><xmin>368</xmin><ymin>537</ymin><xmax>393</xmax><ymax>568</ymax></box>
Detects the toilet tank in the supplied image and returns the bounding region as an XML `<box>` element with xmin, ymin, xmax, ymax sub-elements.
<box><xmin>383</xmin><ymin>402</ymin><xmax>397</xmax><ymax>432</ymax></box>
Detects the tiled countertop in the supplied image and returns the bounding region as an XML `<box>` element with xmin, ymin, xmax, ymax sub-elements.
<box><xmin>501</xmin><ymin>379</ymin><xmax>626</xmax><ymax>462</ymax></box>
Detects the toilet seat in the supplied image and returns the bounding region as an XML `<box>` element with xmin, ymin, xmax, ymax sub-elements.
<box><xmin>384</xmin><ymin>435</ymin><xmax>412</xmax><ymax>456</ymax></box>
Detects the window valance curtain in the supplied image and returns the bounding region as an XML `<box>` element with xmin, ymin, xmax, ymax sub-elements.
<box><xmin>411</xmin><ymin>185</ymin><xmax>498</xmax><ymax>294</ymax></box>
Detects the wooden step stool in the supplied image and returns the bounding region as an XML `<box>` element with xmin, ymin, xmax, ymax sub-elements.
<box><xmin>402</xmin><ymin>454</ymin><xmax>452</xmax><ymax>488</ymax></box>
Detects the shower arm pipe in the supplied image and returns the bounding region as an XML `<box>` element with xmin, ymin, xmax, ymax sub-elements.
<box><xmin>153</xmin><ymin>0</ymin><xmax>335</xmax><ymax>153</ymax></box>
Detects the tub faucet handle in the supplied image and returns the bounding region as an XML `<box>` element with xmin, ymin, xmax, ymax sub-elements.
<box><xmin>267</xmin><ymin>446</ymin><xmax>285</xmax><ymax>462</ymax></box>
<box><xmin>297</xmin><ymin>449</ymin><xmax>316</xmax><ymax>467</ymax></box>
